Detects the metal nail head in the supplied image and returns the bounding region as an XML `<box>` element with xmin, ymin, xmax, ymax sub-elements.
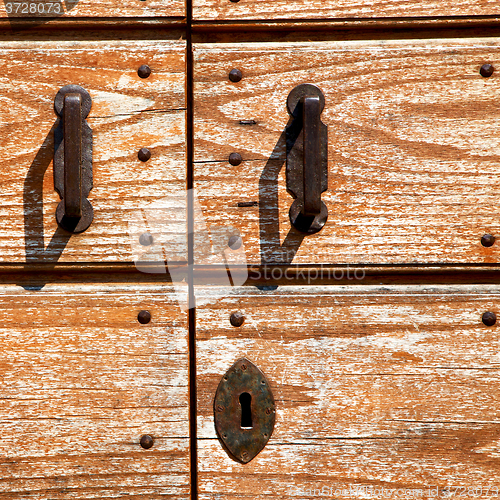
<box><xmin>138</xmin><ymin>310</ymin><xmax>152</xmax><ymax>324</ymax></box>
<box><xmin>228</xmin><ymin>235</ymin><xmax>242</xmax><ymax>250</ymax></box>
<box><xmin>229</xmin><ymin>153</ymin><xmax>242</xmax><ymax>166</ymax></box>
<box><xmin>480</xmin><ymin>64</ymin><xmax>495</xmax><ymax>78</ymax></box>
<box><xmin>138</xmin><ymin>65</ymin><xmax>151</xmax><ymax>79</ymax></box>
<box><xmin>139</xmin><ymin>232</ymin><xmax>154</xmax><ymax>246</ymax></box>
<box><xmin>138</xmin><ymin>148</ymin><xmax>151</xmax><ymax>162</ymax></box>
<box><xmin>481</xmin><ymin>234</ymin><xmax>496</xmax><ymax>247</ymax></box>
<box><xmin>482</xmin><ymin>311</ymin><xmax>497</xmax><ymax>326</ymax></box>
<box><xmin>140</xmin><ymin>435</ymin><xmax>154</xmax><ymax>449</ymax></box>
<box><xmin>230</xmin><ymin>311</ymin><xmax>245</xmax><ymax>327</ymax></box>
<box><xmin>229</xmin><ymin>69</ymin><xmax>242</xmax><ymax>82</ymax></box>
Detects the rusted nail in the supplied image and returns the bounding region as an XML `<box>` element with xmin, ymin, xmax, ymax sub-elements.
<box><xmin>229</xmin><ymin>69</ymin><xmax>242</xmax><ymax>82</ymax></box>
<box><xmin>229</xmin><ymin>152</ymin><xmax>242</xmax><ymax>166</ymax></box>
<box><xmin>138</xmin><ymin>65</ymin><xmax>151</xmax><ymax>79</ymax></box>
<box><xmin>265</xmin><ymin>407</ymin><xmax>272</xmax><ymax>415</ymax></box>
<box><xmin>216</xmin><ymin>405</ymin><xmax>224</xmax><ymax>412</ymax></box>
<box><xmin>241</xmin><ymin>450</ymin><xmax>249</xmax><ymax>459</ymax></box>
<box><xmin>228</xmin><ymin>235</ymin><xmax>242</xmax><ymax>250</ymax></box>
<box><xmin>139</xmin><ymin>232</ymin><xmax>153</xmax><ymax>246</ymax></box>
<box><xmin>138</xmin><ymin>148</ymin><xmax>151</xmax><ymax>162</ymax></box>
<box><xmin>480</xmin><ymin>64</ymin><xmax>494</xmax><ymax>78</ymax></box>
<box><xmin>138</xmin><ymin>310</ymin><xmax>151</xmax><ymax>324</ymax></box>
<box><xmin>140</xmin><ymin>434</ymin><xmax>154</xmax><ymax>449</ymax></box>
<box><xmin>230</xmin><ymin>311</ymin><xmax>245</xmax><ymax>327</ymax></box>
<box><xmin>481</xmin><ymin>234</ymin><xmax>496</xmax><ymax>247</ymax></box>
<box><xmin>482</xmin><ymin>311</ymin><xmax>497</xmax><ymax>326</ymax></box>
<box><xmin>241</xmin><ymin>363</ymin><xmax>247</xmax><ymax>371</ymax></box>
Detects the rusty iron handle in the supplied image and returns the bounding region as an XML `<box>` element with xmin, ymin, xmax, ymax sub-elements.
<box><xmin>63</xmin><ymin>93</ymin><xmax>83</xmax><ymax>219</ymax></box>
<box><xmin>286</xmin><ymin>84</ymin><xmax>328</xmax><ymax>234</ymax></box>
<box><xmin>54</xmin><ymin>85</ymin><xmax>93</xmax><ymax>233</ymax></box>
<box><xmin>303</xmin><ymin>95</ymin><xmax>322</xmax><ymax>217</ymax></box>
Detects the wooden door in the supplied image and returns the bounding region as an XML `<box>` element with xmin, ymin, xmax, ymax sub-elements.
<box><xmin>0</xmin><ymin>8</ymin><xmax>190</xmax><ymax>497</ymax></box>
<box><xmin>3</xmin><ymin>0</ymin><xmax>500</xmax><ymax>498</ymax></box>
<box><xmin>195</xmin><ymin>284</ymin><xmax>500</xmax><ymax>499</ymax></box>
<box><xmin>193</xmin><ymin>40</ymin><xmax>500</xmax><ymax>266</ymax></box>
<box><xmin>0</xmin><ymin>280</ymin><xmax>189</xmax><ymax>498</ymax></box>
<box><xmin>192</xmin><ymin>0</ymin><xmax>500</xmax><ymax>22</ymax></box>
<box><xmin>191</xmin><ymin>5</ymin><xmax>500</xmax><ymax>500</ymax></box>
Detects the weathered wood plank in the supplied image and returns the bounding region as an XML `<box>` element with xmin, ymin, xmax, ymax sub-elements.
<box><xmin>0</xmin><ymin>40</ymin><xmax>186</xmax><ymax>263</ymax></box>
<box><xmin>0</xmin><ymin>282</ymin><xmax>188</xmax><ymax>498</ymax></box>
<box><xmin>194</xmin><ymin>40</ymin><xmax>500</xmax><ymax>265</ymax></box>
<box><xmin>0</xmin><ymin>0</ymin><xmax>185</xmax><ymax>19</ymax></box>
<box><xmin>193</xmin><ymin>0</ymin><xmax>500</xmax><ymax>21</ymax></box>
<box><xmin>196</xmin><ymin>285</ymin><xmax>500</xmax><ymax>499</ymax></box>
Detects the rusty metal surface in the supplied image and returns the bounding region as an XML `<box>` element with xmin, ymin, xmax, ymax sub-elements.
<box><xmin>62</xmin><ymin>93</ymin><xmax>83</xmax><ymax>219</ymax></box>
<box><xmin>214</xmin><ymin>358</ymin><xmax>275</xmax><ymax>464</ymax></box>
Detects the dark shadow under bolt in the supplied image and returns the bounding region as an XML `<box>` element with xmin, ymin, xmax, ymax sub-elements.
<box><xmin>238</xmin><ymin>201</ymin><xmax>258</xmax><ymax>207</ymax></box>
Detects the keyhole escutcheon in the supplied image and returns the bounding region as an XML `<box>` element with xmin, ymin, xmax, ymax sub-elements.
<box><xmin>214</xmin><ymin>358</ymin><xmax>275</xmax><ymax>463</ymax></box>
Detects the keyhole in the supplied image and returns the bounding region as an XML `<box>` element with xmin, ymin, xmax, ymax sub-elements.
<box><xmin>239</xmin><ymin>392</ymin><xmax>253</xmax><ymax>429</ymax></box>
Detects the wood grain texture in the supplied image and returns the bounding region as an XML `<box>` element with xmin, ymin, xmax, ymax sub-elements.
<box><xmin>0</xmin><ymin>40</ymin><xmax>186</xmax><ymax>263</ymax></box>
<box><xmin>193</xmin><ymin>0</ymin><xmax>500</xmax><ymax>21</ymax></box>
<box><xmin>194</xmin><ymin>39</ymin><xmax>500</xmax><ymax>265</ymax></box>
<box><xmin>0</xmin><ymin>0</ymin><xmax>185</xmax><ymax>19</ymax></box>
<box><xmin>196</xmin><ymin>285</ymin><xmax>500</xmax><ymax>499</ymax></box>
<box><xmin>0</xmin><ymin>282</ymin><xmax>189</xmax><ymax>498</ymax></box>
